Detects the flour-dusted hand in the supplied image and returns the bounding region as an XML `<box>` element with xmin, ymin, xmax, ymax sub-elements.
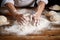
<box><xmin>32</xmin><ymin>13</ymin><xmax>40</xmax><ymax>26</ymax></box>
<box><xmin>31</xmin><ymin>1</ymin><xmax>46</xmax><ymax>26</ymax></box>
<box><xmin>13</xmin><ymin>12</ymin><xmax>26</xmax><ymax>25</ymax></box>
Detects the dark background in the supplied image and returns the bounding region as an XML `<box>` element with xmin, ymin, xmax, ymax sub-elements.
<box><xmin>46</xmin><ymin>0</ymin><xmax>60</xmax><ymax>7</ymax></box>
<box><xmin>0</xmin><ymin>0</ymin><xmax>60</xmax><ymax>7</ymax></box>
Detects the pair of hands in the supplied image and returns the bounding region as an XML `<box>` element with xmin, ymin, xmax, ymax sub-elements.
<box><xmin>13</xmin><ymin>12</ymin><xmax>40</xmax><ymax>25</ymax></box>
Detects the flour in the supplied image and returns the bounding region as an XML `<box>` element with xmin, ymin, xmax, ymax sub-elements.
<box><xmin>2</xmin><ymin>9</ymin><xmax>50</xmax><ymax>35</ymax></box>
<box><xmin>4</xmin><ymin>16</ymin><xmax>50</xmax><ymax>35</ymax></box>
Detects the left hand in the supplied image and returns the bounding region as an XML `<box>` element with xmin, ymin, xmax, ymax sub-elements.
<box><xmin>32</xmin><ymin>13</ymin><xmax>40</xmax><ymax>26</ymax></box>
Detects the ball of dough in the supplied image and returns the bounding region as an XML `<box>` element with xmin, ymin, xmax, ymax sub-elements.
<box><xmin>49</xmin><ymin>5</ymin><xmax>60</xmax><ymax>10</ymax></box>
<box><xmin>48</xmin><ymin>11</ymin><xmax>58</xmax><ymax>16</ymax></box>
<box><xmin>48</xmin><ymin>11</ymin><xmax>60</xmax><ymax>22</ymax></box>
<box><xmin>0</xmin><ymin>15</ymin><xmax>8</xmax><ymax>25</ymax></box>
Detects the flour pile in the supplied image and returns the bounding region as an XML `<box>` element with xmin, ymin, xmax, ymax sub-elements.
<box><xmin>3</xmin><ymin>9</ymin><xmax>50</xmax><ymax>35</ymax></box>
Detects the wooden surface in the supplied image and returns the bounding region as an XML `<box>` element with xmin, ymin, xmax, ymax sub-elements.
<box><xmin>0</xmin><ymin>36</ymin><xmax>60</xmax><ymax>40</ymax></box>
<box><xmin>0</xmin><ymin>28</ymin><xmax>60</xmax><ymax>40</ymax></box>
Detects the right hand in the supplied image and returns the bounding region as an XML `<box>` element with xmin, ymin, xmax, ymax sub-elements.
<box><xmin>13</xmin><ymin>12</ymin><xmax>26</xmax><ymax>25</ymax></box>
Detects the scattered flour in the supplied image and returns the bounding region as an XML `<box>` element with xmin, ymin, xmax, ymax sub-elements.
<box><xmin>4</xmin><ymin>16</ymin><xmax>50</xmax><ymax>35</ymax></box>
<box><xmin>2</xmin><ymin>9</ymin><xmax>50</xmax><ymax>35</ymax></box>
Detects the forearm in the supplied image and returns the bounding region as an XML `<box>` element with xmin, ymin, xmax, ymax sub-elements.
<box><xmin>5</xmin><ymin>3</ymin><xmax>17</xmax><ymax>15</ymax></box>
<box><xmin>36</xmin><ymin>1</ymin><xmax>45</xmax><ymax>15</ymax></box>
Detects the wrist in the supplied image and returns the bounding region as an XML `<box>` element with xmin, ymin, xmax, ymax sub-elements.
<box><xmin>13</xmin><ymin>10</ymin><xmax>18</xmax><ymax>14</ymax></box>
<box><xmin>35</xmin><ymin>12</ymin><xmax>41</xmax><ymax>16</ymax></box>
<box><xmin>13</xmin><ymin>10</ymin><xmax>17</xmax><ymax>13</ymax></box>
<box><xmin>13</xmin><ymin>10</ymin><xmax>17</xmax><ymax>12</ymax></box>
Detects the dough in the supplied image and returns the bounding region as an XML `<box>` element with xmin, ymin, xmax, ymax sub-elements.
<box><xmin>46</xmin><ymin>11</ymin><xmax>60</xmax><ymax>23</ymax></box>
<box><xmin>0</xmin><ymin>15</ymin><xmax>9</xmax><ymax>26</ymax></box>
<box><xmin>49</xmin><ymin>5</ymin><xmax>60</xmax><ymax>10</ymax></box>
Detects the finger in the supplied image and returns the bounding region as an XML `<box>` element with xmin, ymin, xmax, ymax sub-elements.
<box><xmin>17</xmin><ymin>20</ymin><xmax>22</xmax><ymax>25</ymax></box>
<box><xmin>36</xmin><ymin>19</ymin><xmax>40</xmax><ymax>26</ymax></box>
<box><xmin>17</xmin><ymin>17</ymin><xmax>24</xmax><ymax>25</ymax></box>
<box><xmin>17</xmin><ymin>20</ymin><xmax>23</xmax><ymax>25</ymax></box>
<box><xmin>15</xmin><ymin>15</ymin><xmax>24</xmax><ymax>25</ymax></box>
<box><xmin>38</xmin><ymin>19</ymin><xmax>40</xmax><ymax>24</ymax></box>
<box><xmin>20</xmin><ymin>17</ymin><xmax>27</xmax><ymax>23</ymax></box>
<box><xmin>19</xmin><ymin>17</ymin><xmax>27</xmax><ymax>25</ymax></box>
<box><xmin>35</xmin><ymin>19</ymin><xmax>38</xmax><ymax>26</ymax></box>
<box><xmin>18</xmin><ymin>17</ymin><xmax>26</xmax><ymax>24</ymax></box>
<box><xmin>19</xmin><ymin>15</ymin><xmax>27</xmax><ymax>22</ymax></box>
<box><xmin>22</xmin><ymin>17</ymin><xmax>27</xmax><ymax>22</ymax></box>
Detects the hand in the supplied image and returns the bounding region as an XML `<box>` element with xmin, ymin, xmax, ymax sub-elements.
<box><xmin>32</xmin><ymin>13</ymin><xmax>40</xmax><ymax>26</ymax></box>
<box><xmin>13</xmin><ymin>13</ymin><xmax>26</xmax><ymax>25</ymax></box>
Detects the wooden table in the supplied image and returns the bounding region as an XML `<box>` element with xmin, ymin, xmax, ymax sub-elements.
<box><xmin>0</xmin><ymin>7</ymin><xmax>60</xmax><ymax>40</ymax></box>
